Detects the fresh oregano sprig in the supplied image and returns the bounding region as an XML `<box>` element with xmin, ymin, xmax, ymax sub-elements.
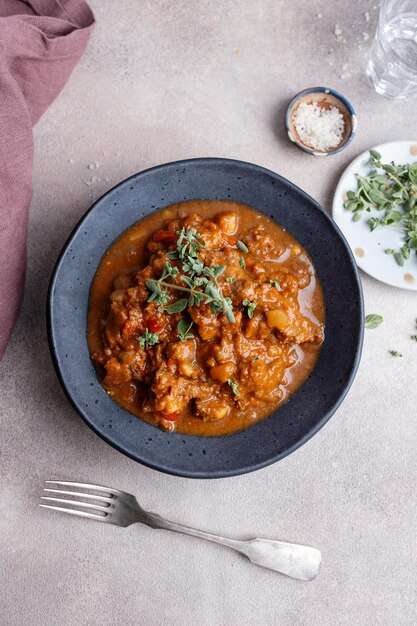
<box><xmin>145</xmin><ymin>228</ymin><xmax>236</xmax><ymax>322</ymax></box>
<box><xmin>243</xmin><ymin>299</ymin><xmax>257</xmax><ymax>319</ymax></box>
<box><xmin>138</xmin><ymin>328</ymin><xmax>160</xmax><ymax>349</ymax></box>
<box><xmin>237</xmin><ymin>240</ymin><xmax>249</xmax><ymax>253</ymax></box>
<box><xmin>344</xmin><ymin>149</ymin><xmax>417</xmax><ymax>266</ymax></box>
<box><xmin>227</xmin><ymin>379</ymin><xmax>239</xmax><ymax>395</ymax></box>
<box><xmin>269</xmin><ymin>280</ymin><xmax>282</xmax><ymax>291</ymax></box>
<box><xmin>177</xmin><ymin>320</ymin><xmax>194</xmax><ymax>342</ymax></box>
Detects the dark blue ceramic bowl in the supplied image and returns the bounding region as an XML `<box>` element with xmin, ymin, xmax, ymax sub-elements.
<box><xmin>48</xmin><ymin>158</ymin><xmax>363</xmax><ymax>478</ymax></box>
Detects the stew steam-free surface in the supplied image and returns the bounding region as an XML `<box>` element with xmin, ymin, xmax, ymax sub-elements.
<box><xmin>88</xmin><ymin>200</ymin><xmax>325</xmax><ymax>436</ymax></box>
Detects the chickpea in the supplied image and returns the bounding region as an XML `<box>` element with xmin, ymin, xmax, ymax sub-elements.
<box><xmin>209</xmin><ymin>404</ymin><xmax>229</xmax><ymax>420</ymax></box>
<box><xmin>113</xmin><ymin>274</ymin><xmax>130</xmax><ymax>289</ymax></box>
<box><xmin>110</xmin><ymin>289</ymin><xmax>125</xmax><ymax>302</ymax></box>
<box><xmin>210</xmin><ymin>361</ymin><xmax>236</xmax><ymax>383</ymax></box>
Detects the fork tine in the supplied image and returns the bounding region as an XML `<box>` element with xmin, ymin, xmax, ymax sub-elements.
<box><xmin>39</xmin><ymin>504</ymin><xmax>110</xmax><ymax>522</ymax></box>
<box><xmin>45</xmin><ymin>480</ymin><xmax>123</xmax><ymax>496</ymax></box>
<box><xmin>40</xmin><ymin>496</ymin><xmax>110</xmax><ymax>511</ymax></box>
<box><xmin>43</xmin><ymin>488</ymin><xmax>113</xmax><ymax>503</ymax></box>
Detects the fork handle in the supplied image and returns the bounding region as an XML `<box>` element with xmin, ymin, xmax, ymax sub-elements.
<box><xmin>145</xmin><ymin>514</ymin><xmax>321</xmax><ymax>581</ymax></box>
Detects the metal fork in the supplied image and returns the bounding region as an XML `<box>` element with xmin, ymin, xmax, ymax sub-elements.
<box><xmin>40</xmin><ymin>480</ymin><xmax>321</xmax><ymax>581</ymax></box>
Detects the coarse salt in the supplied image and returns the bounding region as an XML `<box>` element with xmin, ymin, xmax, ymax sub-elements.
<box><xmin>292</xmin><ymin>101</ymin><xmax>345</xmax><ymax>152</ymax></box>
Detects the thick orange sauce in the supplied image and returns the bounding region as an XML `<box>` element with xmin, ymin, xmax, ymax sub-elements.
<box><xmin>88</xmin><ymin>200</ymin><xmax>325</xmax><ymax>436</ymax></box>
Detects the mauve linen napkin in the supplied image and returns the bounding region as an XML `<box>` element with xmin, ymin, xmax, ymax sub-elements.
<box><xmin>0</xmin><ymin>0</ymin><xmax>94</xmax><ymax>359</ymax></box>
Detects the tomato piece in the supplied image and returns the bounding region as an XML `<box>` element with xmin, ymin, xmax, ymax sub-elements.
<box><xmin>226</xmin><ymin>236</ymin><xmax>237</xmax><ymax>246</ymax></box>
<box><xmin>146</xmin><ymin>319</ymin><xmax>163</xmax><ymax>333</ymax></box>
<box><xmin>167</xmin><ymin>357</ymin><xmax>176</xmax><ymax>367</ymax></box>
<box><xmin>161</xmin><ymin>413</ymin><xmax>180</xmax><ymax>421</ymax></box>
<box><xmin>154</xmin><ymin>230</ymin><xmax>176</xmax><ymax>243</ymax></box>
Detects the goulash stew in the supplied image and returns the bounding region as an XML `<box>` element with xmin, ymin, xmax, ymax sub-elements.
<box><xmin>88</xmin><ymin>201</ymin><xmax>325</xmax><ymax>436</ymax></box>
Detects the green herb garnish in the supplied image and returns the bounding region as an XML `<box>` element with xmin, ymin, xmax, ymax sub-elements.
<box><xmin>364</xmin><ymin>314</ymin><xmax>383</xmax><ymax>329</ymax></box>
<box><xmin>239</xmin><ymin>256</ymin><xmax>246</xmax><ymax>269</ymax></box>
<box><xmin>226</xmin><ymin>277</ymin><xmax>235</xmax><ymax>283</ymax></box>
<box><xmin>237</xmin><ymin>240</ymin><xmax>249</xmax><ymax>253</ymax></box>
<box><xmin>344</xmin><ymin>150</ymin><xmax>417</xmax><ymax>267</ymax></box>
<box><xmin>146</xmin><ymin>229</ymin><xmax>235</xmax><ymax>322</ymax></box>
<box><xmin>176</xmin><ymin>227</ymin><xmax>206</xmax><ymax>260</ymax></box>
<box><xmin>165</xmin><ymin>299</ymin><xmax>189</xmax><ymax>314</ymax></box>
<box><xmin>227</xmin><ymin>379</ymin><xmax>239</xmax><ymax>395</ymax></box>
<box><xmin>146</xmin><ymin>274</ymin><xmax>235</xmax><ymax>322</ymax></box>
<box><xmin>242</xmin><ymin>299</ymin><xmax>257</xmax><ymax>319</ymax></box>
<box><xmin>252</xmin><ymin>356</ymin><xmax>260</xmax><ymax>363</ymax></box>
<box><xmin>269</xmin><ymin>280</ymin><xmax>282</xmax><ymax>291</ymax></box>
<box><xmin>138</xmin><ymin>328</ymin><xmax>159</xmax><ymax>350</ymax></box>
<box><xmin>388</xmin><ymin>350</ymin><xmax>402</xmax><ymax>357</ymax></box>
<box><xmin>177</xmin><ymin>320</ymin><xmax>194</xmax><ymax>342</ymax></box>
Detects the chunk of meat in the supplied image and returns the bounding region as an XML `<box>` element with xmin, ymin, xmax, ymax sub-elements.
<box><xmin>120</xmin><ymin>305</ymin><xmax>144</xmax><ymax>338</ymax></box>
<box><xmin>195</xmin><ymin>397</ymin><xmax>230</xmax><ymax>421</ymax></box>
<box><xmin>104</xmin><ymin>358</ymin><xmax>132</xmax><ymax>386</ymax></box>
<box><xmin>248</xmin><ymin>225</ymin><xmax>285</xmax><ymax>258</ymax></box>
<box><xmin>166</xmin><ymin>339</ymin><xmax>200</xmax><ymax>378</ymax></box>
<box><xmin>212</xmin><ymin>336</ymin><xmax>235</xmax><ymax>363</ymax></box>
<box><xmin>266</xmin><ymin>308</ymin><xmax>323</xmax><ymax>344</ymax></box>
<box><xmin>198</xmin><ymin>220</ymin><xmax>224</xmax><ymax>250</ymax></box>
<box><xmin>189</xmin><ymin>303</ymin><xmax>219</xmax><ymax>340</ymax></box>
<box><xmin>244</xmin><ymin>314</ymin><xmax>261</xmax><ymax>339</ymax></box>
<box><xmin>246</xmin><ymin>358</ymin><xmax>286</xmax><ymax>398</ymax></box>
<box><xmin>151</xmin><ymin>370</ymin><xmax>191</xmax><ymax>414</ymax></box>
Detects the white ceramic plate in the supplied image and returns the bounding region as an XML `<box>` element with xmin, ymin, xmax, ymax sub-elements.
<box><xmin>333</xmin><ymin>140</ymin><xmax>417</xmax><ymax>290</ymax></box>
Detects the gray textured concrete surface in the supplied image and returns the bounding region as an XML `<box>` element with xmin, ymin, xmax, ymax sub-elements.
<box><xmin>1</xmin><ymin>1</ymin><xmax>417</xmax><ymax>625</ymax></box>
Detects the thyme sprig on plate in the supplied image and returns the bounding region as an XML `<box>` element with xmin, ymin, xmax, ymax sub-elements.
<box><xmin>146</xmin><ymin>227</ymin><xmax>235</xmax><ymax>322</ymax></box>
<box><xmin>344</xmin><ymin>149</ymin><xmax>417</xmax><ymax>266</ymax></box>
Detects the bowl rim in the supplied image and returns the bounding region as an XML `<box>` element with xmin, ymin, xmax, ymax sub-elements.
<box><xmin>47</xmin><ymin>157</ymin><xmax>364</xmax><ymax>478</ymax></box>
<box><xmin>285</xmin><ymin>86</ymin><xmax>357</xmax><ymax>156</ymax></box>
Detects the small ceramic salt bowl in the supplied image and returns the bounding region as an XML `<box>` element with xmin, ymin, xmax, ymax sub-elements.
<box><xmin>285</xmin><ymin>87</ymin><xmax>357</xmax><ymax>156</ymax></box>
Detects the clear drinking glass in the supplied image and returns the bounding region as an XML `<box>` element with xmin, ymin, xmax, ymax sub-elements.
<box><xmin>367</xmin><ymin>0</ymin><xmax>417</xmax><ymax>99</ymax></box>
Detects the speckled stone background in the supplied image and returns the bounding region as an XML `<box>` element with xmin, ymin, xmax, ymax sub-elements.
<box><xmin>1</xmin><ymin>1</ymin><xmax>416</xmax><ymax>625</ymax></box>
